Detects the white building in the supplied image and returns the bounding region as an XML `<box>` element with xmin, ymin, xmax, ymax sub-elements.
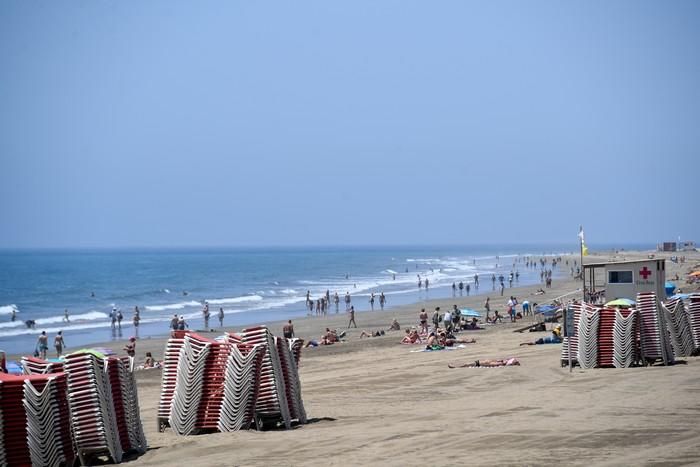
<box><xmin>583</xmin><ymin>259</ymin><xmax>666</xmax><ymax>302</ymax></box>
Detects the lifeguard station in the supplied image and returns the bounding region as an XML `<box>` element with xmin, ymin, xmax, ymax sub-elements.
<box><xmin>582</xmin><ymin>258</ymin><xmax>666</xmax><ymax>303</ymax></box>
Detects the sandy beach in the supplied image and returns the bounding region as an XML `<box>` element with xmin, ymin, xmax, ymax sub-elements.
<box><xmin>14</xmin><ymin>251</ymin><xmax>700</xmax><ymax>466</ymax></box>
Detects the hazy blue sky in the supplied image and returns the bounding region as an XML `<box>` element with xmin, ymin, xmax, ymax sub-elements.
<box><xmin>0</xmin><ymin>1</ymin><xmax>697</xmax><ymax>248</ymax></box>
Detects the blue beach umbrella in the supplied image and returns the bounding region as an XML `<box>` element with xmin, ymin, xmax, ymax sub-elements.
<box><xmin>460</xmin><ymin>308</ymin><xmax>481</xmax><ymax>318</ymax></box>
<box><xmin>665</xmin><ymin>282</ymin><xmax>676</xmax><ymax>297</ymax></box>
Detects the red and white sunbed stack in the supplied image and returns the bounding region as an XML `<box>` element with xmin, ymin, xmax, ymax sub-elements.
<box><xmin>64</xmin><ymin>351</ymin><xmax>147</xmax><ymax>465</ymax></box>
<box><xmin>576</xmin><ymin>303</ymin><xmax>600</xmax><ymax>369</ymax></box>
<box><xmin>157</xmin><ymin>330</ymin><xmax>188</xmax><ymax>431</ymax></box>
<box><xmin>660</xmin><ymin>298</ymin><xmax>695</xmax><ymax>357</ymax></box>
<box><xmin>158</xmin><ymin>327</ymin><xmax>307</xmax><ymax>435</ymax></box>
<box><xmin>238</xmin><ymin>326</ymin><xmax>293</xmax><ymax>429</ymax></box>
<box><xmin>21</xmin><ymin>355</ymin><xmax>65</xmax><ymax>374</ymax></box>
<box><xmin>596</xmin><ymin>307</ymin><xmax>617</xmax><ymax>368</ymax></box>
<box><xmin>168</xmin><ymin>332</ymin><xmax>213</xmax><ymax>435</ymax></box>
<box><xmin>687</xmin><ymin>293</ymin><xmax>700</xmax><ymax>350</ymax></box>
<box><xmin>217</xmin><ymin>336</ymin><xmax>266</xmax><ymax>432</ymax></box>
<box><xmin>0</xmin><ymin>372</ymin><xmax>76</xmax><ymax>467</ymax></box>
<box><xmin>613</xmin><ymin>308</ymin><xmax>638</xmax><ymax>368</ymax></box>
<box><xmin>637</xmin><ymin>292</ymin><xmax>674</xmax><ymax>365</ymax></box>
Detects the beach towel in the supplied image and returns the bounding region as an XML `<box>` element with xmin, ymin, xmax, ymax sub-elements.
<box><xmin>410</xmin><ymin>344</ymin><xmax>467</xmax><ymax>353</ymax></box>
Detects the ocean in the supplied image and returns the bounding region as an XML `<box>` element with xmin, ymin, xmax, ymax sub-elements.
<box><xmin>0</xmin><ymin>245</ymin><xmax>578</xmax><ymax>354</ymax></box>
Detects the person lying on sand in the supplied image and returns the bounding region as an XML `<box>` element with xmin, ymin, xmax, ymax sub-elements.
<box><xmin>438</xmin><ymin>331</ymin><xmax>476</xmax><ymax>347</ymax></box>
<box><xmin>360</xmin><ymin>329</ymin><xmax>386</xmax><ymax>338</ymax></box>
<box><xmin>448</xmin><ymin>358</ymin><xmax>520</xmax><ymax>368</ymax></box>
<box><xmin>520</xmin><ymin>330</ymin><xmax>562</xmax><ymax>346</ymax></box>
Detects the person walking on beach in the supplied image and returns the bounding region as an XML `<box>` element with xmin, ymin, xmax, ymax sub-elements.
<box><xmin>334</xmin><ymin>292</ymin><xmax>340</xmax><ymax>312</ymax></box>
<box><xmin>345</xmin><ymin>292</ymin><xmax>351</xmax><ymax>311</ymax></box>
<box><xmin>418</xmin><ymin>276</ymin><xmax>422</xmax><ymax>289</ymax></box>
<box><xmin>37</xmin><ymin>331</ymin><xmax>49</xmax><ymax>359</ymax></box>
<box><xmin>369</xmin><ymin>293</ymin><xmax>375</xmax><ymax>310</ymax></box>
<box><xmin>459</xmin><ymin>281</ymin><xmax>464</xmax><ymax>295</ymax></box>
<box><xmin>283</xmin><ymin>320</ymin><xmax>295</xmax><ymax>339</ymax></box>
<box><xmin>117</xmin><ymin>309</ymin><xmax>123</xmax><ymax>329</ymax></box>
<box><xmin>425</xmin><ymin>278</ymin><xmax>429</xmax><ymax>289</ymax></box>
<box><xmin>474</xmin><ymin>274</ymin><xmax>479</xmax><ymax>289</ymax></box>
<box><xmin>484</xmin><ymin>297</ymin><xmax>491</xmax><ymax>321</ymax></box>
<box><xmin>133</xmin><ymin>307</ymin><xmax>140</xmax><ymax>328</ymax></box>
<box><xmin>452</xmin><ymin>282</ymin><xmax>456</xmax><ymax>296</ymax></box>
<box><xmin>492</xmin><ymin>274</ymin><xmax>496</xmax><ymax>290</ymax></box>
<box><xmin>347</xmin><ymin>306</ymin><xmax>357</xmax><ymax>328</ymax></box>
<box><xmin>379</xmin><ymin>292</ymin><xmax>386</xmax><ymax>310</ymax></box>
<box><xmin>110</xmin><ymin>308</ymin><xmax>117</xmax><ymax>329</ymax></box>
<box><xmin>218</xmin><ymin>307</ymin><xmax>224</xmax><ymax>327</ymax></box>
<box><xmin>63</xmin><ymin>309</ymin><xmax>70</xmax><ymax>323</ymax></box>
<box><xmin>500</xmin><ymin>282</ymin><xmax>505</xmax><ymax>296</ymax></box>
<box><xmin>54</xmin><ymin>331</ymin><xmax>66</xmax><ymax>358</ymax></box>
<box><xmin>466</xmin><ymin>283</ymin><xmax>471</xmax><ymax>296</ymax></box>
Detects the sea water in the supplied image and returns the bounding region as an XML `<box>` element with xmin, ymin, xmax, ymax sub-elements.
<box><xmin>0</xmin><ymin>245</ymin><xmax>578</xmax><ymax>354</ymax></box>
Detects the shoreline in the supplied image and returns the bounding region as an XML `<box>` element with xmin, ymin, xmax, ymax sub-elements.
<box><xmin>9</xmin><ymin>248</ymin><xmax>694</xmax><ymax>363</ymax></box>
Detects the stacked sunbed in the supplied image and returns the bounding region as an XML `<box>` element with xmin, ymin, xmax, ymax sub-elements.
<box><xmin>21</xmin><ymin>355</ymin><xmax>65</xmax><ymax>374</ymax></box>
<box><xmin>64</xmin><ymin>351</ymin><xmax>146</xmax><ymax>464</ymax></box>
<box><xmin>637</xmin><ymin>292</ymin><xmax>674</xmax><ymax>365</ymax></box>
<box><xmin>596</xmin><ymin>307</ymin><xmax>617</xmax><ymax>367</ymax></box>
<box><xmin>660</xmin><ymin>298</ymin><xmax>695</xmax><ymax>357</ymax></box>
<box><xmin>688</xmin><ymin>293</ymin><xmax>700</xmax><ymax>349</ymax></box>
<box><xmin>576</xmin><ymin>304</ymin><xmax>600</xmax><ymax>369</ymax></box>
<box><xmin>613</xmin><ymin>308</ymin><xmax>638</xmax><ymax>368</ymax></box>
<box><xmin>217</xmin><ymin>337</ymin><xmax>265</xmax><ymax>432</ymax></box>
<box><xmin>157</xmin><ymin>330</ymin><xmax>188</xmax><ymax>431</ymax></box>
<box><xmin>158</xmin><ymin>327</ymin><xmax>306</xmax><ymax>435</ymax></box>
<box><xmin>1</xmin><ymin>352</ymin><xmax>146</xmax><ymax>466</ymax></box>
<box><xmin>0</xmin><ymin>372</ymin><xmax>76</xmax><ymax>466</ymax></box>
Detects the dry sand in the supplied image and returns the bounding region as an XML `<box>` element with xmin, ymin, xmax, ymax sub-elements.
<box><xmin>45</xmin><ymin>251</ymin><xmax>700</xmax><ymax>466</ymax></box>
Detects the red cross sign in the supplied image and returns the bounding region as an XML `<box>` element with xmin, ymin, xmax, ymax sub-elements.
<box><xmin>639</xmin><ymin>267</ymin><xmax>652</xmax><ymax>279</ymax></box>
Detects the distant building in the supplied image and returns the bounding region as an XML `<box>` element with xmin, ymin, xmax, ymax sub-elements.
<box><xmin>679</xmin><ymin>241</ymin><xmax>696</xmax><ymax>252</ymax></box>
<box><xmin>657</xmin><ymin>242</ymin><xmax>677</xmax><ymax>252</ymax></box>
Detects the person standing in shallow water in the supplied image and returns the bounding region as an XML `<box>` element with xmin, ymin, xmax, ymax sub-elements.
<box><xmin>379</xmin><ymin>292</ymin><xmax>386</xmax><ymax>310</ymax></box>
<box><xmin>218</xmin><ymin>307</ymin><xmax>224</xmax><ymax>327</ymax></box>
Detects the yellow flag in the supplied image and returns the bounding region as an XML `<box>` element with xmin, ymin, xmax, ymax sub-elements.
<box><xmin>582</xmin><ymin>244</ymin><xmax>589</xmax><ymax>256</ymax></box>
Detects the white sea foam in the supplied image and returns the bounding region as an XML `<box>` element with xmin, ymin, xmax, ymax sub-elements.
<box><xmin>206</xmin><ymin>295</ymin><xmax>263</xmax><ymax>305</ymax></box>
<box><xmin>163</xmin><ymin>289</ymin><xmax>171</xmax><ymax>294</ymax></box>
<box><xmin>382</xmin><ymin>269</ymin><xmax>399</xmax><ymax>275</ymax></box>
<box><xmin>144</xmin><ymin>300</ymin><xmax>202</xmax><ymax>312</ymax></box>
<box><xmin>280</xmin><ymin>289</ymin><xmax>297</xmax><ymax>295</ymax></box>
<box><xmin>0</xmin><ymin>304</ymin><xmax>19</xmax><ymax>315</ymax></box>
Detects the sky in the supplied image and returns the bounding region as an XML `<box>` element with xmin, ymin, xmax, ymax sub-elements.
<box><xmin>0</xmin><ymin>1</ymin><xmax>698</xmax><ymax>249</ymax></box>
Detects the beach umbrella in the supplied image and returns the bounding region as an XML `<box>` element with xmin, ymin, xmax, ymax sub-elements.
<box><xmin>459</xmin><ymin>308</ymin><xmax>481</xmax><ymax>318</ymax></box>
<box><xmin>605</xmin><ymin>298</ymin><xmax>635</xmax><ymax>308</ymax></box>
<box><xmin>665</xmin><ymin>282</ymin><xmax>676</xmax><ymax>296</ymax></box>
